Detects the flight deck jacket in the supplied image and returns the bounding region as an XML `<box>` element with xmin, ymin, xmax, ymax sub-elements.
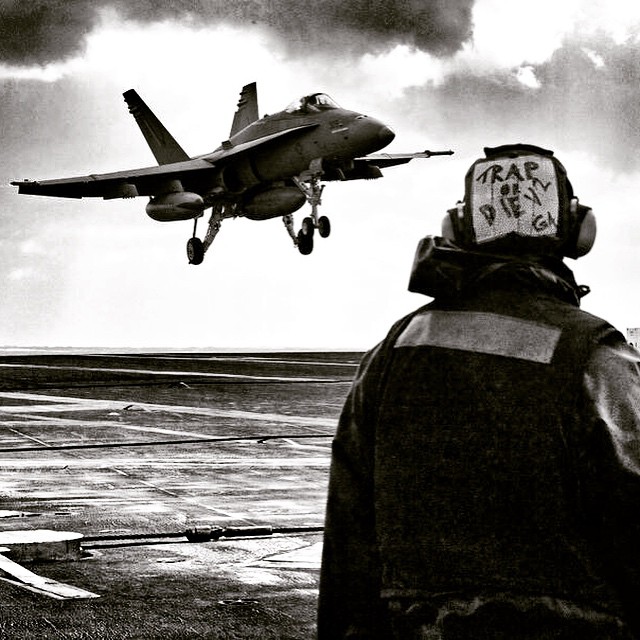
<box><xmin>318</xmin><ymin>262</ymin><xmax>640</xmax><ymax>639</ymax></box>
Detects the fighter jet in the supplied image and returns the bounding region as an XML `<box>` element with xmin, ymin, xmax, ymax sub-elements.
<box><xmin>12</xmin><ymin>83</ymin><xmax>452</xmax><ymax>263</ymax></box>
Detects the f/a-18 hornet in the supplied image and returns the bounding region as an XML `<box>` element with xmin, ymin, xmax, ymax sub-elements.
<box><xmin>12</xmin><ymin>83</ymin><xmax>452</xmax><ymax>264</ymax></box>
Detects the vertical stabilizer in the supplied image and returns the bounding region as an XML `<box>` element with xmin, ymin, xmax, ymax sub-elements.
<box><xmin>229</xmin><ymin>83</ymin><xmax>259</xmax><ymax>137</ymax></box>
<box><xmin>123</xmin><ymin>90</ymin><xmax>190</xmax><ymax>165</ymax></box>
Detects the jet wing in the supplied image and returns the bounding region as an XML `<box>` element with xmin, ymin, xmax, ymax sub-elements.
<box><xmin>11</xmin><ymin>124</ymin><xmax>319</xmax><ymax>200</ymax></box>
<box><xmin>11</xmin><ymin>158</ymin><xmax>215</xmax><ymax>199</ymax></box>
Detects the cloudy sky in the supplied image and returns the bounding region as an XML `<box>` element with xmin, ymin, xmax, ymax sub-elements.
<box><xmin>0</xmin><ymin>0</ymin><xmax>639</xmax><ymax>350</ymax></box>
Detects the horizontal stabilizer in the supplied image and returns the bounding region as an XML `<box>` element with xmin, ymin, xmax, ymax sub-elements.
<box><xmin>123</xmin><ymin>90</ymin><xmax>190</xmax><ymax>166</ymax></box>
<box><xmin>230</xmin><ymin>83</ymin><xmax>259</xmax><ymax>137</ymax></box>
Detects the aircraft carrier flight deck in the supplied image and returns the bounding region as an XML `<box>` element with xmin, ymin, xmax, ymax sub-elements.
<box><xmin>0</xmin><ymin>351</ymin><xmax>359</xmax><ymax>639</ymax></box>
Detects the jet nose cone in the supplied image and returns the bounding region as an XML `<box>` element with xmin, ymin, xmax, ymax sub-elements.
<box><xmin>378</xmin><ymin>125</ymin><xmax>395</xmax><ymax>146</ymax></box>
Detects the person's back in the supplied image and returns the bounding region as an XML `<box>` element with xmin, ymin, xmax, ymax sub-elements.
<box><xmin>374</xmin><ymin>268</ymin><xmax>632</xmax><ymax>639</ymax></box>
<box><xmin>318</xmin><ymin>145</ymin><xmax>640</xmax><ymax>639</ymax></box>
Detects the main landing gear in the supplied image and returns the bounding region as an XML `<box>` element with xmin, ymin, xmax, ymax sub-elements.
<box><xmin>288</xmin><ymin>164</ymin><xmax>331</xmax><ymax>255</ymax></box>
<box><xmin>186</xmin><ymin>236</ymin><xmax>204</xmax><ymax>265</ymax></box>
<box><xmin>187</xmin><ymin>205</ymin><xmax>224</xmax><ymax>265</ymax></box>
<box><xmin>186</xmin><ymin>160</ymin><xmax>333</xmax><ymax>263</ymax></box>
<box><xmin>293</xmin><ymin>214</ymin><xmax>331</xmax><ymax>255</ymax></box>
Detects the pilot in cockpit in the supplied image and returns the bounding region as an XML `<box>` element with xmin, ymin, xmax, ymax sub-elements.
<box><xmin>286</xmin><ymin>93</ymin><xmax>339</xmax><ymax>115</ymax></box>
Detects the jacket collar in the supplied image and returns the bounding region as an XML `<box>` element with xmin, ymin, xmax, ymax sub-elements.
<box><xmin>408</xmin><ymin>236</ymin><xmax>589</xmax><ymax>307</ymax></box>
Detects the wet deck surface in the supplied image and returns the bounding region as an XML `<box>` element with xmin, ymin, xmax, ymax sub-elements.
<box><xmin>0</xmin><ymin>352</ymin><xmax>359</xmax><ymax>639</ymax></box>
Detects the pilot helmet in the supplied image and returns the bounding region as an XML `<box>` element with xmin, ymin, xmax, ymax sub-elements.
<box><xmin>442</xmin><ymin>144</ymin><xmax>596</xmax><ymax>259</ymax></box>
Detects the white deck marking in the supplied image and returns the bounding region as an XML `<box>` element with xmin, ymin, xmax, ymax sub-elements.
<box><xmin>0</xmin><ymin>391</ymin><xmax>335</xmax><ymax>429</ymax></box>
<box><xmin>142</xmin><ymin>355</ymin><xmax>357</xmax><ymax>367</ymax></box>
<box><xmin>0</xmin><ymin>362</ymin><xmax>336</xmax><ymax>382</ymax></box>
<box><xmin>0</xmin><ymin>554</ymin><xmax>100</xmax><ymax>599</ymax></box>
<box><xmin>0</xmin><ymin>381</ymin><xmax>333</xmax><ymax>526</ymax></box>
<box><xmin>104</xmin><ymin>466</ymin><xmax>246</xmax><ymax>520</ymax></box>
<box><xmin>0</xmin><ymin>457</ymin><xmax>330</xmax><ymax>467</ymax></box>
<box><xmin>262</xmin><ymin>541</ymin><xmax>323</xmax><ymax>568</ymax></box>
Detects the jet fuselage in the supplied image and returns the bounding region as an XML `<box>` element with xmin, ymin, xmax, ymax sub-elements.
<box><xmin>200</xmin><ymin>102</ymin><xmax>395</xmax><ymax>204</ymax></box>
<box><xmin>224</xmin><ymin>108</ymin><xmax>394</xmax><ymax>176</ymax></box>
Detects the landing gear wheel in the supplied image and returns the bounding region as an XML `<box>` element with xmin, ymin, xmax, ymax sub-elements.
<box><xmin>297</xmin><ymin>230</ymin><xmax>314</xmax><ymax>255</ymax></box>
<box><xmin>318</xmin><ymin>216</ymin><xmax>331</xmax><ymax>238</ymax></box>
<box><xmin>187</xmin><ymin>237</ymin><xmax>205</xmax><ymax>265</ymax></box>
<box><xmin>302</xmin><ymin>216</ymin><xmax>315</xmax><ymax>237</ymax></box>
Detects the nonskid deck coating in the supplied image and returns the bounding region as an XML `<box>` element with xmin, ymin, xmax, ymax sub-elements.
<box><xmin>0</xmin><ymin>352</ymin><xmax>359</xmax><ymax>639</ymax></box>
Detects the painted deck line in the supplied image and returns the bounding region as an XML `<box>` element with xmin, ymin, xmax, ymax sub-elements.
<box><xmin>136</xmin><ymin>355</ymin><xmax>358</xmax><ymax>368</ymax></box>
<box><xmin>0</xmin><ymin>363</ymin><xmax>337</xmax><ymax>383</ymax></box>
<box><xmin>262</xmin><ymin>541</ymin><xmax>323</xmax><ymax>569</ymax></box>
<box><xmin>0</xmin><ymin>457</ymin><xmax>331</xmax><ymax>468</ymax></box>
<box><xmin>1</xmin><ymin>417</ymin><xmax>228</xmax><ymax>440</ymax></box>
<box><xmin>0</xmin><ymin>392</ymin><xmax>336</xmax><ymax>429</ymax></box>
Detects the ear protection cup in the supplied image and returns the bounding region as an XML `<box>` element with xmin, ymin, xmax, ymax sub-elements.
<box><xmin>441</xmin><ymin>202</ymin><xmax>465</xmax><ymax>242</ymax></box>
<box><xmin>566</xmin><ymin>199</ymin><xmax>596</xmax><ymax>258</ymax></box>
<box><xmin>441</xmin><ymin>214</ymin><xmax>454</xmax><ymax>241</ymax></box>
<box><xmin>575</xmin><ymin>208</ymin><xmax>596</xmax><ymax>257</ymax></box>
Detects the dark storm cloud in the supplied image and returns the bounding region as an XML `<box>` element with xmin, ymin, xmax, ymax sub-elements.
<box><xmin>0</xmin><ymin>0</ymin><xmax>475</xmax><ymax>66</ymax></box>
<box><xmin>535</xmin><ymin>35</ymin><xmax>640</xmax><ymax>168</ymax></box>
<box><xmin>399</xmin><ymin>33</ymin><xmax>640</xmax><ymax>173</ymax></box>
<box><xmin>230</xmin><ymin>0</ymin><xmax>475</xmax><ymax>56</ymax></box>
<box><xmin>0</xmin><ymin>1</ymin><xmax>94</xmax><ymax>65</ymax></box>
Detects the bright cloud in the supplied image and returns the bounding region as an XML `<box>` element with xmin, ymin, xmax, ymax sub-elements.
<box><xmin>1</xmin><ymin>1</ymin><xmax>639</xmax><ymax>348</ymax></box>
<box><xmin>516</xmin><ymin>66</ymin><xmax>540</xmax><ymax>88</ymax></box>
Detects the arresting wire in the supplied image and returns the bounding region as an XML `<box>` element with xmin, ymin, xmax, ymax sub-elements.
<box><xmin>82</xmin><ymin>524</ymin><xmax>325</xmax><ymax>548</ymax></box>
<box><xmin>0</xmin><ymin>433</ymin><xmax>333</xmax><ymax>454</ymax></box>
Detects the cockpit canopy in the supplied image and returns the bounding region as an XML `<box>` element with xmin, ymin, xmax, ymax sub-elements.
<box><xmin>285</xmin><ymin>93</ymin><xmax>340</xmax><ymax>114</ymax></box>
